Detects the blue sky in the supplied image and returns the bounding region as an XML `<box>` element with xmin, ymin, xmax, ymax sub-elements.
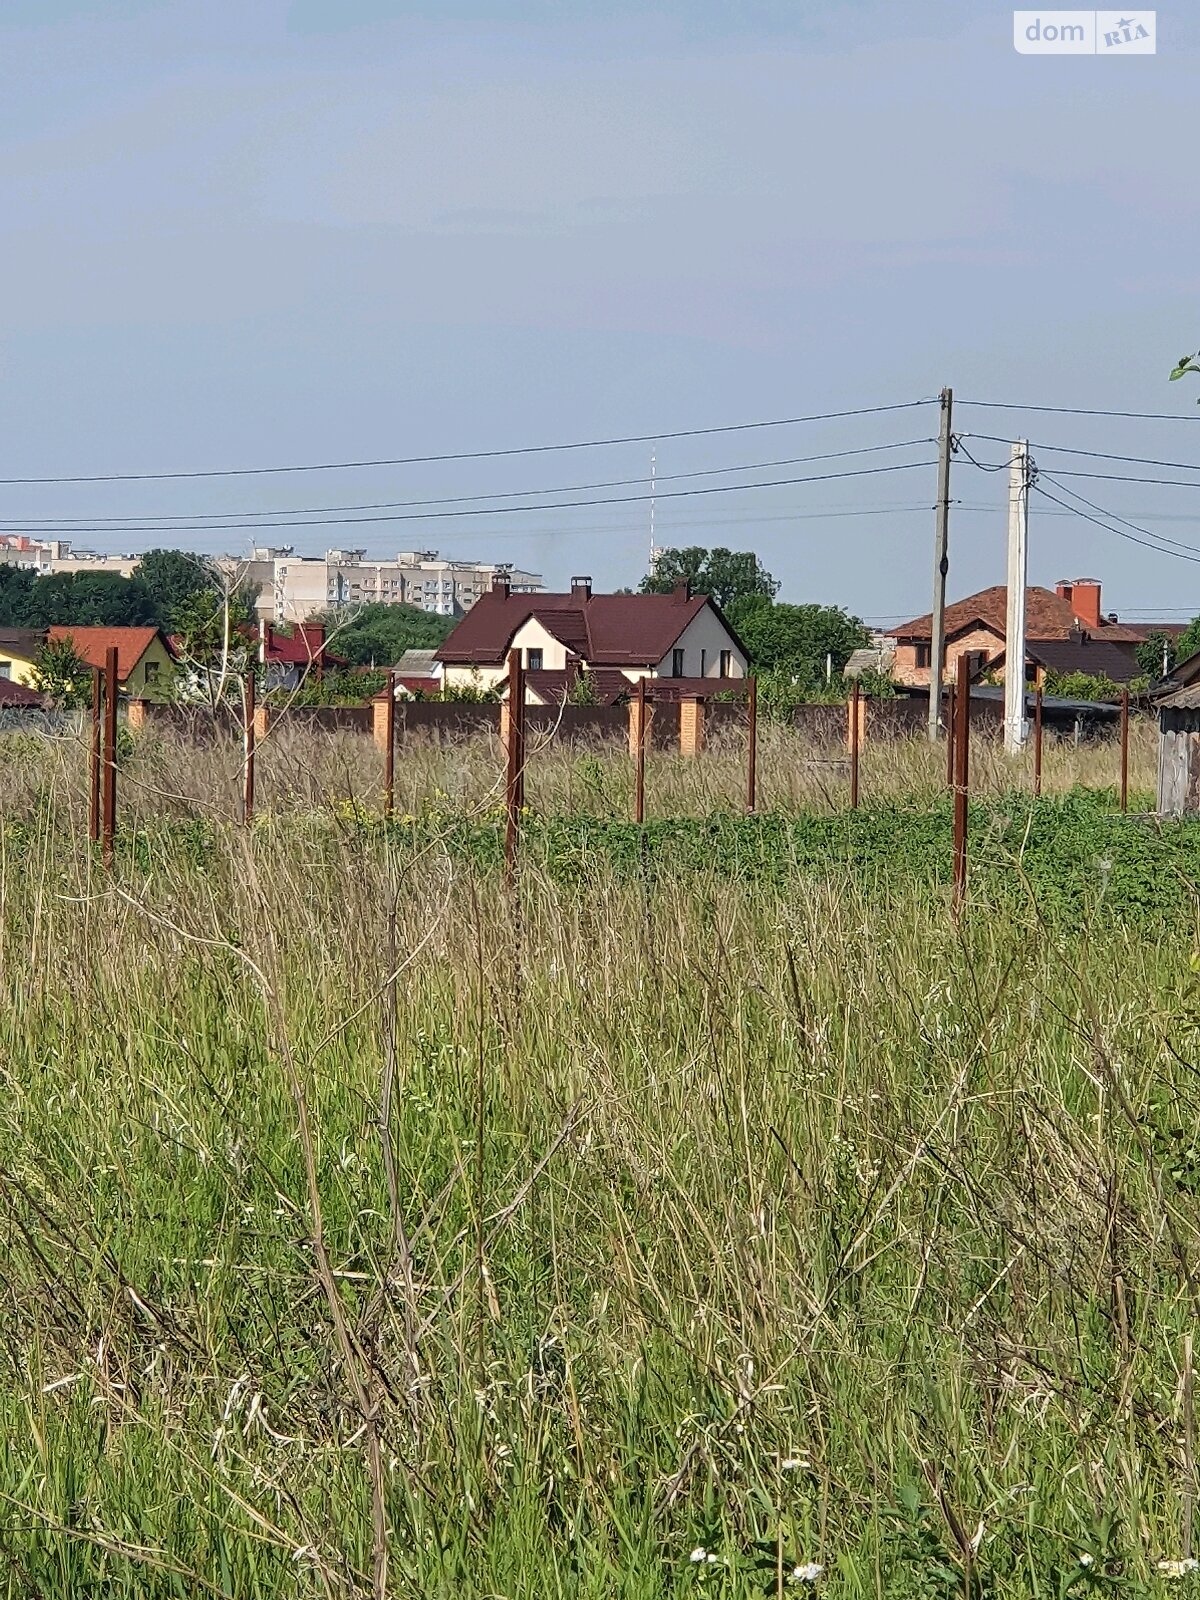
<box><xmin>3</xmin><ymin>0</ymin><xmax>1197</xmax><ymax>625</ymax></box>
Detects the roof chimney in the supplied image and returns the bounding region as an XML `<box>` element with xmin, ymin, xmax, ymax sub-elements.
<box><xmin>570</xmin><ymin>575</ymin><xmax>592</xmax><ymax>601</ymax></box>
<box><xmin>492</xmin><ymin>573</ymin><xmax>510</xmax><ymax>599</ymax></box>
<box><xmin>1068</xmin><ymin>577</ymin><xmax>1101</xmax><ymax>630</ymax></box>
<box><xmin>672</xmin><ymin>580</ymin><xmax>692</xmax><ymax>603</ymax></box>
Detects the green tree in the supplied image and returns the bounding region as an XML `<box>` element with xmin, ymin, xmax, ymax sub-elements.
<box><xmin>315</xmin><ymin>603</ymin><xmax>452</xmax><ymax>667</ymax></box>
<box><xmin>639</xmin><ymin>546</ymin><xmax>780</xmax><ymax>609</ymax></box>
<box><xmin>1135</xmin><ymin>629</ymin><xmax>1176</xmax><ymax>679</ymax></box>
<box><xmin>730</xmin><ymin>596</ymin><xmax>870</xmax><ymax>686</ymax></box>
<box><xmin>29</xmin><ymin>635</ymin><xmax>92</xmax><ymax>708</ymax></box>
<box><xmin>24</xmin><ymin>571</ymin><xmax>159</xmax><ymax>627</ymax></box>
<box><xmin>137</xmin><ymin>549</ymin><xmax>225</xmax><ymax>632</ymax></box>
<box><xmin>1043</xmin><ymin>669</ymin><xmax>1124</xmax><ymax>702</ymax></box>
<box><xmin>0</xmin><ymin>566</ymin><xmax>36</xmax><ymax>626</ymax></box>
<box><xmin>1173</xmin><ymin>615</ymin><xmax>1200</xmax><ymax>667</ymax></box>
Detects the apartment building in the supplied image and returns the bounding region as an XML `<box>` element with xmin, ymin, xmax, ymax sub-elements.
<box><xmin>0</xmin><ymin>536</ymin><xmax>137</xmax><ymax>578</ymax></box>
<box><xmin>238</xmin><ymin>548</ymin><xmax>542</xmax><ymax>622</ymax></box>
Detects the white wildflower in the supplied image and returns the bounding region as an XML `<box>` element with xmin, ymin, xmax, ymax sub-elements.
<box><xmin>789</xmin><ymin>1561</ymin><xmax>824</xmax><ymax>1583</ymax></box>
<box><xmin>1158</xmin><ymin>1558</ymin><xmax>1200</xmax><ymax>1578</ymax></box>
<box><xmin>689</xmin><ymin>1548</ymin><xmax>708</xmax><ymax>1564</ymax></box>
<box><xmin>1078</xmin><ymin>1554</ymin><xmax>1094</xmax><ymax>1568</ymax></box>
<box><xmin>780</xmin><ymin>1456</ymin><xmax>809</xmax><ymax>1471</ymax></box>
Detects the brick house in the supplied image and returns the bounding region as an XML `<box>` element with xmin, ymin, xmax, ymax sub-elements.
<box><xmin>890</xmin><ymin>578</ymin><xmax>1149</xmax><ymax>689</ymax></box>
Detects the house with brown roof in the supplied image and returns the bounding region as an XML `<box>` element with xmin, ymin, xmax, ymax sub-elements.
<box><xmin>890</xmin><ymin>578</ymin><xmax>1148</xmax><ymax>689</ymax></box>
<box><xmin>0</xmin><ymin>629</ymin><xmax>48</xmax><ymax>688</ymax></box>
<box><xmin>46</xmin><ymin>625</ymin><xmax>177</xmax><ymax>697</ymax></box>
<box><xmin>436</xmin><ymin>575</ymin><xmax>749</xmax><ymax>700</ymax></box>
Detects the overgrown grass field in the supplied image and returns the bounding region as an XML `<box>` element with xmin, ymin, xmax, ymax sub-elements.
<box><xmin>3</xmin><ymin>724</ymin><xmax>1200</xmax><ymax>1597</ymax></box>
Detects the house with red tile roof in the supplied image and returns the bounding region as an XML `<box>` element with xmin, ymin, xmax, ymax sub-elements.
<box><xmin>257</xmin><ymin>623</ymin><xmax>346</xmax><ymax>690</ymax></box>
<box><xmin>46</xmin><ymin>625</ymin><xmax>176</xmax><ymax>697</ymax></box>
<box><xmin>890</xmin><ymin>578</ymin><xmax>1150</xmax><ymax>689</ymax></box>
<box><xmin>436</xmin><ymin>575</ymin><xmax>748</xmax><ymax>700</ymax></box>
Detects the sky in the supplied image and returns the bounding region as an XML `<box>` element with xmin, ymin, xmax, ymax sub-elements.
<box><xmin>2</xmin><ymin>0</ymin><xmax>1198</xmax><ymax>629</ymax></box>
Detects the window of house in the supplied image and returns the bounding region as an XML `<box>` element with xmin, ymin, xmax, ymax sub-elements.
<box><xmin>719</xmin><ymin>650</ymin><xmax>732</xmax><ymax>677</ymax></box>
<box><xmin>672</xmin><ymin>648</ymin><xmax>685</xmax><ymax>677</ymax></box>
<box><xmin>144</xmin><ymin>661</ymin><xmax>159</xmax><ymax>683</ymax></box>
<box><xmin>914</xmin><ymin>643</ymin><xmax>931</xmax><ymax>669</ymax></box>
<box><xmin>527</xmin><ymin>648</ymin><xmax>543</xmax><ymax>671</ymax></box>
<box><xmin>0</xmin><ymin>661</ymin><xmax>10</xmax><ymax>679</ymax></box>
<box><xmin>700</xmin><ymin>648</ymin><xmax>707</xmax><ymax>676</ymax></box>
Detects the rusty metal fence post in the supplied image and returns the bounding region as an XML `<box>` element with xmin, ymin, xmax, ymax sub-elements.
<box><xmin>848</xmin><ymin>679</ymin><xmax>861</xmax><ymax>810</ymax></box>
<box><xmin>1033</xmin><ymin>685</ymin><xmax>1043</xmax><ymax>797</ymax></box>
<box><xmin>945</xmin><ymin>683</ymin><xmax>955</xmax><ymax>789</ymax></box>
<box><xmin>1119</xmin><ymin>688</ymin><xmax>1130</xmax><ymax>812</ymax></box>
<box><xmin>504</xmin><ymin>649</ymin><xmax>525</xmax><ymax>882</ymax></box>
<box><xmin>952</xmin><ymin>652</ymin><xmax>970</xmax><ymax>913</ymax></box>
<box><xmin>102</xmin><ymin>646</ymin><xmax>118</xmax><ymax>867</ymax></box>
<box><xmin>634</xmin><ymin>675</ymin><xmax>647</xmax><ymax>825</ymax></box>
<box><xmin>746</xmin><ymin>675</ymin><xmax>758</xmax><ymax>814</ymax></box>
<box><xmin>243</xmin><ymin>669</ymin><xmax>256</xmax><ymax>827</ymax></box>
<box><xmin>383</xmin><ymin>669</ymin><xmax>396</xmax><ymax>820</ymax></box>
<box><xmin>89</xmin><ymin>668</ymin><xmax>102</xmax><ymax>844</ymax></box>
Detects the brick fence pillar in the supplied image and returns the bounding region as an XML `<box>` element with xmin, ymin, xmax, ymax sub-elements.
<box><xmin>679</xmin><ymin>696</ymin><xmax>706</xmax><ymax>756</ymax></box>
<box><xmin>500</xmin><ymin>696</ymin><xmax>517</xmax><ymax>759</ymax></box>
<box><xmin>126</xmin><ymin>698</ymin><xmax>148</xmax><ymax>731</ymax></box>
<box><xmin>628</xmin><ymin>692</ymin><xmax>653</xmax><ymax>757</ymax></box>
<box><xmin>372</xmin><ymin>696</ymin><xmax>389</xmax><ymax>752</ymax></box>
<box><xmin>253</xmin><ymin>704</ymin><xmax>269</xmax><ymax>740</ymax></box>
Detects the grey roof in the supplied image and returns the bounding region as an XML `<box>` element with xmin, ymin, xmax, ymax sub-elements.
<box><xmin>965</xmin><ymin>683</ymin><xmax>1121</xmax><ymax>717</ymax></box>
<box><xmin>1156</xmin><ymin>684</ymin><xmax>1200</xmax><ymax>711</ymax></box>
<box><xmin>393</xmin><ymin>649</ymin><xmax>439</xmax><ymax>674</ymax></box>
<box><xmin>844</xmin><ymin>645</ymin><xmax>895</xmax><ymax>678</ymax></box>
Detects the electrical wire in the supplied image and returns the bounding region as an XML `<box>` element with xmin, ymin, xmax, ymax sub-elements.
<box><xmin>2</xmin><ymin>439</ymin><xmax>936</xmax><ymax>526</ymax></box>
<box><xmin>961</xmin><ymin>433</ymin><xmax>1200</xmax><ymax>474</ymax></box>
<box><xmin>1031</xmin><ymin>482</ymin><xmax>1200</xmax><ymax>567</ymax></box>
<box><xmin>960</xmin><ymin>399</ymin><xmax>1200</xmax><ymax>422</ymax></box>
<box><xmin>0</xmin><ymin>458</ymin><xmax>938</xmax><ymax>536</ymax></box>
<box><xmin>0</xmin><ymin>399</ymin><xmax>936</xmax><ymax>486</ymax></box>
<box><xmin>1035</xmin><ymin>472</ymin><xmax>1200</xmax><ymax>558</ymax></box>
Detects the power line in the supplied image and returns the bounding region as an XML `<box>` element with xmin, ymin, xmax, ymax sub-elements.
<box><xmin>962</xmin><ymin>433</ymin><xmax>1200</xmax><ymax>474</ymax></box>
<box><xmin>0</xmin><ymin>399</ymin><xmax>936</xmax><ymax>486</ymax></box>
<box><xmin>1031</xmin><ymin>482</ymin><xmax>1200</xmax><ymax>567</ymax></box>
<box><xmin>960</xmin><ymin>399</ymin><xmax>1200</xmax><ymax>422</ymax></box>
<box><xmin>3</xmin><ymin>439</ymin><xmax>935</xmax><ymax>526</ymax></box>
<box><xmin>958</xmin><ymin>451</ymin><xmax>1200</xmax><ymax>491</ymax></box>
<box><xmin>0</xmin><ymin>458</ymin><xmax>938</xmax><ymax>536</ymax></box>
<box><xmin>1035</xmin><ymin>471</ymin><xmax>1200</xmax><ymax>558</ymax></box>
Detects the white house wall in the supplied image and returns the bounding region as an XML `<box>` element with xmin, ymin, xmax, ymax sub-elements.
<box><xmin>654</xmin><ymin>607</ymin><xmax>746</xmax><ymax>678</ymax></box>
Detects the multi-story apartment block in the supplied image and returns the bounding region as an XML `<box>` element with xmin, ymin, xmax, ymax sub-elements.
<box><xmin>235</xmin><ymin>548</ymin><xmax>542</xmax><ymax>623</ymax></box>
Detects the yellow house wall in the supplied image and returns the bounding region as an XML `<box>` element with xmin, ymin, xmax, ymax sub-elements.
<box><xmin>0</xmin><ymin>651</ymin><xmax>40</xmax><ymax>687</ymax></box>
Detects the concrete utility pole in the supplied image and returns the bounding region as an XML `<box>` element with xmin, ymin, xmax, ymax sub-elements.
<box><xmin>1004</xmin><ymin>439</ymin><xmax>1030</xmax><ymax>755</ymax></box>
<box><xmin>928</xmin><ymin>386</ymin><xmax>953</xmax><ymax>741</ymax></box>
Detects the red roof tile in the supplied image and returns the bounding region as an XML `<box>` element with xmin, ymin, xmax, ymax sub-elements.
<box><xmin>0</xmin><ymin>678</ymin><xmax>48</xmax><ymax>708</ymax></box>
<box><xmin>893</xmin><ymin>586</ymin><xmax>1144</xmax><ymax>646</ymax></box>
<box><xmin>46</xmin><ymin>626</ymin><xmax>173</xmax><ymax>680</ymax></box>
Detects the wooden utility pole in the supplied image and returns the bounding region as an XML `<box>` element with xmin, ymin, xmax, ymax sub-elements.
<box><xmin>929</xmin><ymin>386</ymin><xmax>953</xmax><ymax>741</ymax></box>
<box><xmin>634</xmin><ymin>675</ymin><xmax>647</xmax><ymax>825</ymax></box>
<box><xmin>89</xmin><ymin>668</ymin><xmax>102</xmax><ymax>844</ymax></box>
<box><xmin>746</xmin><ymin>675</ymin><xmax>758</xmax><ymax>813</ymax></box>
<box><xmin>383</xmin><ymin>670</ymin><xmax>396</xmax><ymax>820</ymax></box>
<box><xmin>1004</xmin><ymin>439</ymin><xmax>1030</xmax><ymax>754</ymax></box>
<box><xmin>1033</xmin><ymin>685</ymin><xmax>1044</xmax><ymax>796</ymax></box>
<box><xmin>243</xmin><ymin>669</ymin><xmax>256</xmax><ymax>827</ymax></box>
<box><xmin>952</xmin><ymin>650</ymin><xmax>971</xmax><ymax>913</ymax></box>
<box><xmin>101</xmin><ymin>646</ymin><xmax>118</xmax><ymax>866</ymax></box>
<box><xmin>1120</xmin><ymin>689</ymin><xmax>1130</xmax><ymax>812</ymax></box>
